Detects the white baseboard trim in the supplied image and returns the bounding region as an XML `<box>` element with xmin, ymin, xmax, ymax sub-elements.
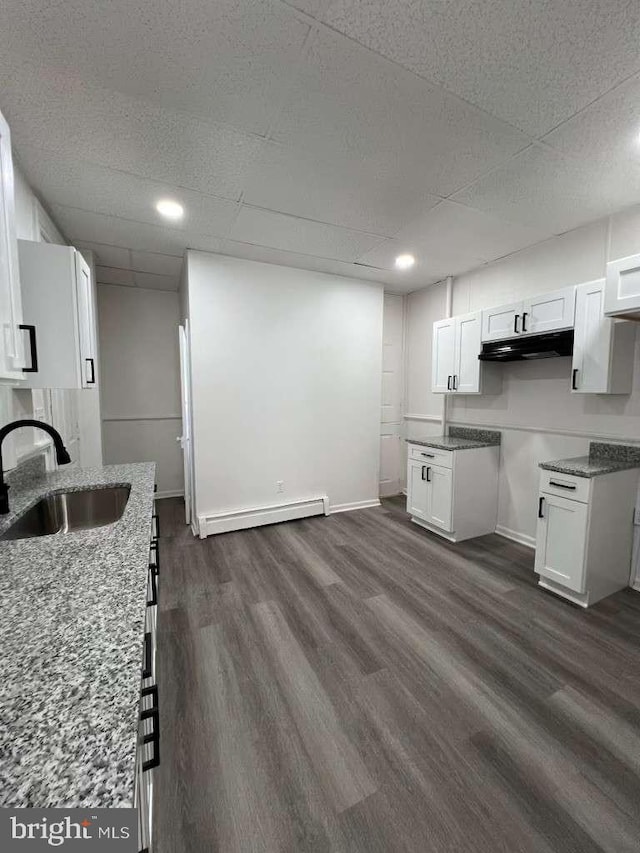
<box><xmin>155</xmin><ymin>489</ymin><xmax>184</xmax><ymax>500</ymax></box>
<box><xmin>329</xmin><ymin>498</ymin><xmax>381</xmax><ymax>514</ymax></box>
<box><xmin>495</xmin><ymin>524</ymin><xmax>536</xmax><ymax>549</ymax></box>
<box><xmin>199</xmin><ymin>495</ymin><xmax>328</xmax><ymax>537</ymax></box>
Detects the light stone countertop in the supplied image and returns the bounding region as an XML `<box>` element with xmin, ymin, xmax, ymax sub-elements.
<box><xmin>0</xmin><ymin>457</ymin><xmax>155</xmax><ymax>808</ymax></box>
<box><xmin>539</xmin><ymin>441</ymin><xmax>640</xmax><ymax>479</ymax></box>
<box><xmin>406</xmin><ymin>426</ymin><xmax>501</xmax><ymax>451</ymax></box>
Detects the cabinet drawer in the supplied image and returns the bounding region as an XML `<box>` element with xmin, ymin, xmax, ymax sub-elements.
<box><xmin>539</xmin><ymin>470</ymin><xmax>591</xmax><ymax>503</ymax></box>
<box><xmin>408</xmin><ymin>444</ymin><xmax>453</xmax><ymax>469</ymax></box>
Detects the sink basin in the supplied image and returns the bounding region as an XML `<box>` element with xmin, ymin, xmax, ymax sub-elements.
<box><xmin>1</xmin><ymin>486</ymin><xmax>131</xmax><ymax>541</ymax></box>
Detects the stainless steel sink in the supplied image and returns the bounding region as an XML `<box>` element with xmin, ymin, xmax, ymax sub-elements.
<box><xmin>0</xmin><ymin>486</ymin><xmax>131</xmax><ymax>541</ymax></box>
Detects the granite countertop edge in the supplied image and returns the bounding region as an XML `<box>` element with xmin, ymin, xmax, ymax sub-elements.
<box><xmin>0</xmin><ymin>458</ymin><xmax>156</xmax><ymax>809</ymax></box>
<box><xmin>538</xmin><ymin>441</ymin><xmax>640</xmax><ymax>478</ymax></box>
<box><xmin>406</xmin><ymin>426</ymin><xmax>501</xmax><ymax>452</ymax></box>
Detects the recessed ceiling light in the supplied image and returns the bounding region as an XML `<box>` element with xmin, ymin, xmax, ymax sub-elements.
<box><xmin>395</xmin><ymin>253</ymin><xmax>415</xmax><ymax>270</ymax></box>
<box><xmin>156</xmin><ymin>198</ymin><xmax>184</xmax><ymax>220</ymax></box>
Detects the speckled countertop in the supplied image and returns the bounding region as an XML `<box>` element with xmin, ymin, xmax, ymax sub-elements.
<box><xmin>0</xmin><ymin>456</ymin><xmax>155</xmax><ymax>808</ymax></box>
<box><xmin>539</xmin><ymin>441</ymin><xmax>640</xmax><ymax>478</ymax></box>
<box><xmin>407</xmin><ymin>426</ymin><xmax>501</xmax><ymax>451</ymax></box>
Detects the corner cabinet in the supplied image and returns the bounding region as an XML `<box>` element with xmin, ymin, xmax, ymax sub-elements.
<box><xmin>18</xmin><ymin>240</ymin><xmax>98</xmax><ymax>389</ymax></box>
<box><xmin>432</xmin><ymin>311</ymin><xmax>501</xmax><ymax>395</ymax></box>
<box><xmin>0</xmin><ymin>109</ymin><xmax>25</xmax><ymax>381</ymax></box>
<box><xmin>535</xmin><ymin>468</ymin><xmax>639</xmax><ymax>607</ymax></box>
<box><xmin>406</xmin><ymin>443</ymin><xmax>499</xmax><ymax>542</ymax></box>
<box><xmin>481</xmin><ymin>286</ymin><xmax>576</xmax><ymax>342</ymax></box>
<box><xmin>571</xmin><ymin>279</ymin><xmax>635</xmax><ymax>394</ymax></box>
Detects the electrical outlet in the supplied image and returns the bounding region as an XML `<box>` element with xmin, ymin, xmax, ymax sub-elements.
<box><xmin>276</xmin><ymin>480</ymin><xmax>285</xmax><ymax>493</ymax></box>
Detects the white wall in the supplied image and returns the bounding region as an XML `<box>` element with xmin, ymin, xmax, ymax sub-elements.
<box><xmin>185</xmin><ymin>252</ymin><xmax>383</xmax><ymax>525</ymax></box>
<box><xmin>98</xmin><ymin>284</ymin><xmax>183</xmax><ymax>496</ymax></box>
<box><xmin>406</xmin><ymin>204</ymin><xmax>640</xmax><ymax>548</ymax></box>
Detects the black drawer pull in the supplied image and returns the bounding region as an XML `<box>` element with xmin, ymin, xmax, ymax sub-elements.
<box><xmin>538</xmin><ymin>496</ymin><xmax>545</xmax><ymax>518</ymax></box>
<box><xmin>549</xmin><ymin>480</ymin><xmax>577</xmax><ymax>490</ymax></box>
<box><xmin>521</xmin><ymin>312</ymin><xmax>528</xmax><ymax>333</ymax></box>
<box><xmin>572</xmin><ymin>368</ymin><xmax>578</xmax><ymax>390</ymax></box>
<box><xmin>426</xmin><ymin>467</ymin><xmax>432</xmax><ymax>483</ymax></box>
<box><xmin>149</xmin><ymin>540</ymin><xmax>160</xmax><ymax>575</ymax></box>
<box><xmin>514</xmin><ymin>314</ymin><xmax>520</xmax><ymax>334</ymax></box>
<box><xmin>421</xmin><ymin>465</ymin><xmax>427</xmax><ymax>481</ymax></box>
<box><xmin>152</xmin><ymin>513</ymin><xmax>160</xmax><ymax>540</ymax></box>
<box><xmin>85</xmin><ymin>357</ymin><xmax>96</xmax><ymax>384</ymax></box>
<box><xmin>447</xmin><ymin>375</ymin><xmax>452</xmax><ymax>390</ymax></box>
<box><xmin>140</xmin><ymin>685</ymin><xmax>160</xmax><ymax>771</ymax></box>
<box><xmin>147</xmin><ymin>565</ymin><xmax>158</xmax><ymax>607</ymax></box>
<box><xmin>420</xmin><ymin>452</ymin><xmax>435</xmax><ymax>458</ymax></box>
<box><xmin>19</xmin><ymin>324</ymin><xmax>39</xmax><ymax>373</ymax></box>
<box><xmin>452</xmin><ymin>374</ymin><xmax>458</xmax><ymax>390</ymax></box>
<box><xmin>142</xmin><ymin>632</ymin><xmax>152</xmax><ymax>680</ymax></box>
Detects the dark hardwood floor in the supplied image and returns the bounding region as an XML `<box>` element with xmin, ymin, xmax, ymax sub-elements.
<box><xmin>154</xmin><ymin>496</ymin><xmax>640</xmax><ymax>853</ymax></box>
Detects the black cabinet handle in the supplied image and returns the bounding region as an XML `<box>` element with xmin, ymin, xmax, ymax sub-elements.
<box><xmin>420</xmin><ymin>452</ymin><xmax>435</xmax><ymax>458</ymax></box>
<box><xmin>521</xmin><ymin>312</ymin><xmax>528</xmax><ymax>332</ymax></box>
<box><xmin>426</xmin><ymin>467</ymin><xmax>432</xmax><ymax>482</ymax></box>
<box><xmin>549</xmin><ymin>480</ymin><xmax>577</xmax><ymax>490</ymax></box>
<box><xmin>447</xmin><ymin>375</ymin><xmax>452</xmax><ymax>390</ymax></box>
<box><xmin>572</xmin><ymin>368</ymin><xmax>578</xmax><ymax>390</ymax></box>
<box><xmin>142</xmin><ymin>632</ymin><xmax>153</xmax><ymax>680</ymax></box>
<box><xmin>421</xmin><ymin>465</ymin><xmax>427</xmax><ymax>481</ymax></box>
<box><xmin>152</xmin><ymin>513</ymin><xmax>160</xmax><ymax>541</ymax></box>
<box><xmin>147</xmin><ymin>565</ymin><xmax>158</xmax><ymax>607</ymax></box>
<box><xmin>140</xmin><ymin>685</ymin><xmax>160</xmax><ymax>771</ymax></box>
<box><xmin>19</xmin><ymin>325</ymin><xmax>39</xmax><ymax>373</ymax></box>
<box><xmin>452</xmin><ymin>374</ymin><xmax>458</xmax><ymax>390</ymax></box>
<box><xmin>514</xmin><ymin>314</ymin><xmax>520</xmax><ymax>334</ymax></box>
<box><xmin>85</xmin><ymin>357</ymin><xmax>95</xmax><ymax>384</ymax></box>
<box><xmin>538</xmin><ymin>496</ymin><xmax>545</xmax><ymax>518</ymax></box>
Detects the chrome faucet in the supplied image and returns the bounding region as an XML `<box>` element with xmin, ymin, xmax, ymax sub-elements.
<box><xmin>0</xmin><ymin>420</ymin><xmax>71</xmax><ymax>514</ymax></box>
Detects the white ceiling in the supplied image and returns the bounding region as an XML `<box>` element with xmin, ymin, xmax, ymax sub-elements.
<box><xmin>1</xmin><ymin>0</ymin><xmax>639</xmax><ymax>293</ymax></box>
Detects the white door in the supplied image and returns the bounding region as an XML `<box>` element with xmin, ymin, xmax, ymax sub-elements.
<box><xmin>432</xmin><ymin>318</ymin><xmax>456</xmax><ymax>392</ymax></box>
<box><xmin>379</xmin><ymin>295</ymin><xmax>404</xmax><ymax>497</ymax></box>
<box><xmin>407</xmin><ymin>459</ymin><xmax>428</xmax><ymax>520</ymax></box>
<box><xmin>454</xmin><ymin>312</ymin><xmax>481</xmax><ymax>394</ymax></box>
<box><xmin>572</xmin><ymin>280</ymin><xmax>610</xmax><ymax>394</ymax></box>
<box><xmin>178</xmin><ymin>322</ymin><xmax>194</xmax><ymax>526</ymax></box>
<box><xmin>522</xmin><ymin>286</ymin><xmax>575</xmax><ymax>335</ymax></box>
<box><xmin>426</xmin><ymin>464</ymin><xmax>453</xmax><ymax>531</ymax></box>
<box><xmin>0</xmin><ymin>108</ymin><xmax>24</xmax><ymax>380</ymax></box>
<box><xmin>75</xmin><ymin>250</ymin><xmax>97</xmax><ymax>388</ymax></box>
<box><xmin>481</xmin><ymin>302</ymin><xmax>523</xmax><ymax>342</ymax></box>
<box><xmin>535</xmin><ymin>493</ymin><xmax>588</xmax><ymax>593</ymax></box>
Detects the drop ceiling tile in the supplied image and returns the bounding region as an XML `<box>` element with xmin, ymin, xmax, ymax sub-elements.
<box><xmin>134</xmin><ymin>272</ymin><xmax>179</xmax><ymax>291</ymax></box>
<box><xmin>272</xmin><ymin>27</ymin><xmax>530</xmax><ymax>197</ymax></box>
<box><xmin>73</xmin><ymin>241</ymin><xmax>132</xmax><ymax>268</ymax></box>
<box><xmin>450</xmin><ymin>144</ymin><xmax>619</xmax><ymax>234</ymax></box>
<box><xmin>18</xmin><ymin>145</ymin><xmax>239</xmax><ymax>238</ymax></box>
<box><xmin>1</xmin><ymin>0</ymin><xmax>309</xmax><ymax>136</ymax></box>
<box><xmin>95</xmin><ymin>266</ymin><xmax>136</xmax><ymax>286</ymax></box>
<box><xmin>130</xmin><ymin>251</ymin><xmax>184</xmax><ymax>277</ymax></box>
<box><xmin>228</xmin><ymin>206</ymin><xmax>384</xmax><ymax>262</ymax></box>
<box><xmin>243</xmin><ymin>141</ymin><xmax>441</xmax><ymax>236</ymax></box>
<box><xmin>1</xmin><ymin>55</ymin><xmax>264</xmax><ymax>201</ymax></box>
<box><xmin>283</xmin><ymin>0</ymin><xmax>640</xmax><ymax>137</ymax></box>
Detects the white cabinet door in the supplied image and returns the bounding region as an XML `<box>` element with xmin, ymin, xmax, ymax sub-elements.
<box><xmin>605</xmin><ymin>253</ymin><xmax>640</xmax><ymax>318</ymax></box>
<box><xmin>0</xmin><ymin>109</ymin><xmax>24</xmax><ymax>381</ymax></box>
<box><xmin>407</xmin><ymin>459</ymin><xmax>429</xmax><ymax>520</ymax></box>
<box><xmin>481</xmin><ymin>302</ymin><xmax>523</xmax><ymax>342</ymax></box>
<box><xmin>454</xmin><ymin>312</ymin><xmax>481</xmax><ymax>394</ymax></box>
<box><xmin>522</xmin><ymin>286</ymin><xmax>575</xmax><ymax>335</ymax></box>
<box><xmin>535</xmin><ymin>493</ymin><xmax>588</xmax><ymax>593</ymax></box>
<box><xmin>432</xmin><ymin>318</ymin><xmax>456</xmax><ymax>392</ymax></box>
<box><xmin>75</xmin><ymin>251</ymin><xmax>97</xmax><ymax>388</ymax></box>
<box><xmin>426</xmin><ymin>464</ymin><xmax>453</xmax><ymax>531</ymax></box>
<box><xmin>572</xmin><ymin>279</ymin><xmax>611</xmax><ymax>394</ymax></box>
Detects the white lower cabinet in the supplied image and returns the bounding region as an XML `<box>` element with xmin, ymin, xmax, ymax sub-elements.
<box><xmin>535</xmin><ymin>468</ymin><xmax>639</xmax><ymax>606</ymax></box>
<box><xmin>406</xmin><ymin>443</ymin><xmax>499</xmax><ymax>542</ymax></box>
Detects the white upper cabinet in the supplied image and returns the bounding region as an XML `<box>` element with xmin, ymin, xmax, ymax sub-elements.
<box><xmin>572</xmin><ymin>279</ymin><xmax>635</xmax><ymax>394</ymax></box>
<box><xmin>0</xmin><ymin>109</ymin><xmax>24</xmax><ymax>382</ymax></box>
<box><xmin>481</xmin><ymin>286</ymin><xmax>576</xmax><ymax>342</ymax></box>
<box><xmin>18</xmin><ymin>240</ymin><xmax>98</xmax><ymax>389</ymax></box>
<box><xmin>481</xmin><ymin>301</ymin><xmax>522</xmax><ymax>342</ymax></box>
<box><xmin>605</xmin><ymin>253</ymin><xmax>640</xmax><ymax>320</ymax></box>
<box><xmin>431</xmin><ymin>317</ymin><xmax>456</xmax><ymax>393</ymax></box>
<box><xmin>522</xmin><ymin>287</ymin><xmax>575</xmax><ymax>335</ymax></box>
<box><xmin>432</xmin><ymin>311</ymin><xmax>499</xmax><ymax>395</ymax></box>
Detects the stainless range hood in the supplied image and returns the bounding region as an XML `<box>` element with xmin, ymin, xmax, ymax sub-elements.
<box><xmin>478</xmin><ymin>330</ymin><xmax>574</xmax><ymax>362</ymax></box>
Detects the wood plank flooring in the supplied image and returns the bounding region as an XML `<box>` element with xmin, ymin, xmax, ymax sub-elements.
<box><xmin>154</xmin><ymin>496</ymin><xmax>640</xmax><ymax>853</ymax></box>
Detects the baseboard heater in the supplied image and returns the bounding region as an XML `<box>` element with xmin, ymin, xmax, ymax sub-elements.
<box><xmin>198</xmin><ymin>495</ymin><xmax>329</xmax><ymax>537</ymax></box>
